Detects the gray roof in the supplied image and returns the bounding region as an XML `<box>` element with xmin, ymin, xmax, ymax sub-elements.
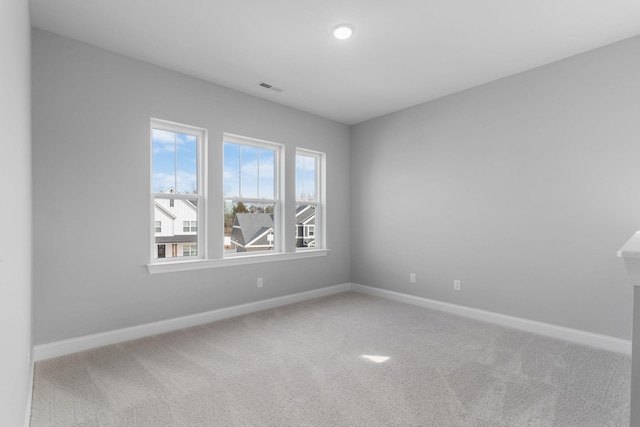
<box><xmin>230</xmin><ymin>209</ymin><xmax>316</xmax><ymax>248</ymax></box>
<box><xmin>296</xmin><ymin>205</ymin><xmax>315</xmax><ymax>224</ymax></box>
<box><xmin>231</xmin><ymin>213</ymin><xmax>274</xmax><ymax>246</ymax></box>
<box><xmin>155</xmin><ymin>235</ymin><xmax>197</xmax><ymax>244</ymax></box>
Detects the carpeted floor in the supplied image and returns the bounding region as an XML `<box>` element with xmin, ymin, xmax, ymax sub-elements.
<box><xmin>30</xmin><ymin>291</ymin><xmax>630</xmax><ymax>426</ymax></box>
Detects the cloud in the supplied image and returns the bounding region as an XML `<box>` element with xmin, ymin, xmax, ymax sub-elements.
<box><xmin>176</xmin><ymin>170</ymin><xmax>197</xmax><ymax>194</ymax></box>
<box><xmin>152</xmin><ymin>130</ymin><xmax>196</xmax><ymax>154</ymax></box>
<box><xmin>296</xmin><ymin>154</ymin><xmax>316</xmax><ymax>172</ymax></box>
<box><xmin>152</xmin><ymin>171</ymin><xmax>197</xmax><ymax>194</ymax></box>
<box><xmin>153</xmin><ymin>129</ymin><xmax>176</xmax><ymax>143</ymax></box>
<box><xmin>236</xmin><ymin>158</ymin><xmax>274</xmax><ymax>181</ymax></box>
<box><xmin>223</xmin><ymin>153</ymin><xmax>275</xmax><ymax>197</ymax></box>
<box><xmin>152</xmin><ymin>172</ymin><xmax>175</xmax><ymax>193</ymax></box>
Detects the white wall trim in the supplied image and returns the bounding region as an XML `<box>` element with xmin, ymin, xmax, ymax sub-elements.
<box><xmin>34</xmin><ymin>282</ymin><xmax>630</xmax><ymax>361</ymax></box>
<box><xmin>24</xmin><ymin>357</ymin><xmax>33</xmax><ymax>427</ymax></box>
<box><xmin>33</xmin><ymin>283</ymin><xmax>350</xmax><ymax>361</ymax></box>
<box><xmin>351</xmin><ymin>283</ymin><xmax>632</xmax><ymax>355</ymax></box>
<box><xmin>147</xmin><ymin>249</ymin><xmax>329</xmax><ymax>274</ymax></box>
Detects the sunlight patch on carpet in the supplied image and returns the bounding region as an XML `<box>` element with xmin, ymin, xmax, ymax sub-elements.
<box><xmin>362</xmin><ymin>355</ymin><xmax>390</xmax><ymax>363</ymax></box>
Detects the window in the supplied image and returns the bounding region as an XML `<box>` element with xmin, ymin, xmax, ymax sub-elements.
<box><xmin>150</xmin><ymin>119</ymin><xmax>205</xmax><ymax>261</ymax></box>
<box><xmin>296</xmin><ymin>150</ymin><xmax>323</xmax><ymax>249</ymax></box>
<box><xmin>147</xmin><ymin>127</ymin><xmax>328</xmax><ymax>274</ymax></box>
<box><xmin>182</xmin><ymin>244</ymin><xmax>197</xmax><ymax>257</ymax></box>
<box><xmin>223</xmin><ymin>135</ymin><xmax>280</xmax><ymax>255</ymax></box>
<box><xmin>183</xmin><ymin>221</ymin><xmax>197</xmax><ymax>233</ymax></box>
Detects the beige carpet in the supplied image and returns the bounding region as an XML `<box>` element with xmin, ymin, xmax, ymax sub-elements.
<box><xmin>30</xmin><ymin>291</ymin><xmax>630</xmax><ymax>426</ymax></box>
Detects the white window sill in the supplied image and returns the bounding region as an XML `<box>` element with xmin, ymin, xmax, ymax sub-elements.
<box><xmin>147</xmin><ymin>249</ymin><xmax>329</xmax><ymax>274</ymax></box>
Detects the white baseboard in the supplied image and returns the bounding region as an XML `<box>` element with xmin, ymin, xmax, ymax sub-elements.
<box><xmin>33</xmin><ymin>282</ymin><xmax>631</xmax><ymax>361</ymax></box>
<box><xmin>351</xmin><ymin>283</ymin><xmax>632</xmax><ymax>355</ymax></box>
<box><xmin>24</xmin><ymin>354</ymin><xmax>33</xmax><ymax>427</ymax></box>
<box><xmin>33</xmin><ymin>283</ymin><xmax>351</xmax><ymax>361</ymax></box>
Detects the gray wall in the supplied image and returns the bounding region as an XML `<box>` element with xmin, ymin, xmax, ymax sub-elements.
<box><xmin>0</xmin><ymin>0</ymin><xmax>32</xmax><ymax>423</ymax></box>
<box><xmin>32</xmin><ymin>29</ymin><xmax>351</xmax><ymax>345</ymax></box>
<box><xmin>32</xmin><ymin>25</ymin><xmax>640</xmax><ymax>350</ymax></box>
<box><xmin>351</xmin><ymin>35</ymin><xmax>640</xmax><ymax>340</ymax></box>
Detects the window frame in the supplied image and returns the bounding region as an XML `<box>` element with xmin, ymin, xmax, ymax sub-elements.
<box><xmin>223</xmin><ymin>133</ymin><xmax>283</xmax><ymax>257</ymax></box>
<box><xmin>146</xmin><ymin>129</ymin><xmax>329</xmax><ymax>274</ymax></box>
<box><xmin>295</xmin><ymin>148</ymin><xmax>325</xmax><ymax>251</ymax></box>
<box><xmin>149</xmin><ymin>118</ymin><xmax>207</xmax><ymax>264</ymax></box>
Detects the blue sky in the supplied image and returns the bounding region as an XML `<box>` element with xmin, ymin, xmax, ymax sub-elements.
<box><xmin>296</xmin><ymin>154</ymin><xmax>316</xmax><ymax>201</ymax></box>
<box><xmin>152</xmin><ymin>129</ymin><xmax>197</xmax><ymax>194</ymax></box>
<box><xmin>223</xmin><ymin>142</ymin><xmax>274</xmax><ymax>199</ymax></box>
<box><xmin>153</xmin><ymin>132</ymin><xmax>316</xmax><ymax>201</ymax></box>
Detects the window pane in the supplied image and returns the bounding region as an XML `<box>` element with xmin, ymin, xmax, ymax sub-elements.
<box><xmin>154</xmin><ymin>196</ymin><xmax>198</xmax><ymax>259</ymax></box>
<box><xmin>225</xmin><ymin>142</ymin><xmax>276</xmax><ymax>200</ymax></box>
<box><xmin>240</xmin><ymin>145</ymin><xmax>258</xmax><ymax>198</ymax></box>
<box><xmin>176</xmin><ymin>134</ymin><xmax>197</xmax><ymax>194</ymax></box>
<box><xmin>152</xmin><ymin>129</ymin><xmax>197</xmax><ymax>194</ymax></box>
<box><xmin>295</xmin><ymin>204</ymin><xmax>316</xmax><ymax>248</ymax></box>
<box><xmin>224</xmin><ymin>200</ymin><xmax>276</xmax><ymax>254</ymax></box>
<box><xmin>296</xmin><ymin>154</ymin><xmax>316</xmax><ymax>201</ymax></box>
<box><xmin>152</xmin><ymin>129</ymin><xmax>176</xmax><ymax>192</ymax></box>
<box><xmin>304</xmin><ymin>157</ymin><xmax>316</xmax><ymax>201</ymax></box>
<box><xmin>295</xmin><ymin>155</ymin><xmax>304</xmax><ymax>199</ymax></box>
<box><xmin>223</xmin><ymin>142</ymin><xmax>240</xmax><ymax>197</ymax></box>
<box><xmin>258</xmin><ymin>149</ymin><xmax>275</xmax><ymax>199</ymax></box>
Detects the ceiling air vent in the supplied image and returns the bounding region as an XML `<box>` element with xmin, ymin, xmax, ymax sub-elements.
<box><xmin>258</xmin><ymin>82</ymin><xmax>283</xmax><ymax>93</ymax></box>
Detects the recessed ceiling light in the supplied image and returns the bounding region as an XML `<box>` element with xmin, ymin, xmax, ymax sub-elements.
<box><xmin>332</xmin><ymin>24</ymin><xmax>353</xmax><ymax>40</ymax></box>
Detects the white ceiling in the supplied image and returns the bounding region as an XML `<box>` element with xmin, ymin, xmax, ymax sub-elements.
<box><xmin>29</xmin><ymin>0</ymin><xmax>640</xmax><ymax>125</ymax></box>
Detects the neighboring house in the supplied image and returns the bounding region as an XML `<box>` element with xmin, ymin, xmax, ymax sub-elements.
<box><xmin>230</xmin><ymin>213</ymin><xmax>275</xmax><ymax>252</ymax></box>
<box><xmin>154</xmin><ymin>189</ymin><xmax>198</xmax><ymax>258</ymax></box>
<box><xmin>229</xmin><ymin>205</ymin><xmax>315</xmax><ymax>252</ymax></box>
<box><xmin>295</xmin><ymin>205</ymin><xmax>315</xmax><ymax>248</ymax></box>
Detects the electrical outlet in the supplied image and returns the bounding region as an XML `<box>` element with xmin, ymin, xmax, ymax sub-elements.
<box><xmin>257</xmin><ymin>277</ymin><xmax>263</xmax><ymax>288</ymax></box>
<box><xmin>410</xmin><ymin>273</ymin><xmax>416</xmax><ymax>283</ymax></box>
<box><xmin>454</xmin><ymin>280</ymin><xmax>461</xmax><ymax>291</ymax></box>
